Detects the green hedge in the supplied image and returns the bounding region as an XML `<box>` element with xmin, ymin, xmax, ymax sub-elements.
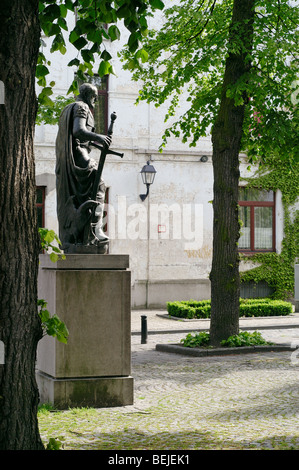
<box><xmin>167</xmin><ymin>298</ymin><xmax>293</xmax><ymax>319</ymax></box>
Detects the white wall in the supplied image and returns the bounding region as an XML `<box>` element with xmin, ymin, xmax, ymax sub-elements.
<box><xmin>34</xmin><ymin>12</ymin><xmax>287</xmax><ymax>308</ymax></box>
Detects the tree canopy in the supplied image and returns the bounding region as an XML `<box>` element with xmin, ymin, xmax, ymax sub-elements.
<box><xmin>119</xmin><ymin>0</ymin><xmax>298</xmax><ymax>345</ymax></box>
<box><xmin>121</xmin><ymin>0</ymin><xmax>298</xmax><ymax>164</ymax></box>
<box><xmin>37</xmin><ymin>0</ymin><xmax>164</xmax><ymax>103</ymax></box>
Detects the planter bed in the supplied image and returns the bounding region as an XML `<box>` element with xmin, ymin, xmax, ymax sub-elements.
<box><xmin>156</xmin><ymin>342</ymin><xmax>293</xmax><ymax>357</ymax></box>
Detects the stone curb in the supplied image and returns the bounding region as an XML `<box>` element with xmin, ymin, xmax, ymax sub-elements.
<box><xmin>132</xmin><ymin>312</ymin><xmax>299</xmax><ymax>335</ymax></box>
<box><xmin>156</xmin><ymin>343</ymin><xmax>294</xmax><ymax>357</ymax></box>
<box><xmin>132</xmin><ymin>324</ymin><xmax>299</xmax><ymax>335</ymax></box>
<box><xmin>156</xmin><ymin>313</ymin><xmax>299</xmax><ymax>323</ymax></box>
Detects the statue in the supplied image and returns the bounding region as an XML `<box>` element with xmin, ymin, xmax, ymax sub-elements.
<box><xmin>55</xmin><ymin>83</ymin><xmax>123</xmax><ymax>254</ymax></box>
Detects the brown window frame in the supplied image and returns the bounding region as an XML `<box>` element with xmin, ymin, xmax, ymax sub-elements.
<box><xmin>76</xmin><ymin>73</ymin><xmax>109</xmax><ymax>134</ymax></box>
<box><xmin>238</xmin><ymin>188</ymin><xmax>276</xmax><ymax>254</ymax></box>
<box><xmin>97</xmin><ymin>75</ymin><xmax>109</xmax><ymax>134</ymax></box>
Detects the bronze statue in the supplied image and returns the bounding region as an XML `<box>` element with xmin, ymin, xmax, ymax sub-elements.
<box><xmin>55</xmin><ymin>83</ymin><xmax>123</xmax><ymax>253</ymax></box>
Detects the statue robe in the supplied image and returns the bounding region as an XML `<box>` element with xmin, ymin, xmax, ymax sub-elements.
<box><xmin>55</xmin><ymin>101</ymin><xmax>104</xmax><ymax>247</ymax></box>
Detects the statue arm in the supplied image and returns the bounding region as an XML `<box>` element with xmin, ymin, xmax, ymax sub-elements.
<box><xmin>73</xmin><ymin>116</ymin><xmax>111</xmax><ymax>147</ymax></box>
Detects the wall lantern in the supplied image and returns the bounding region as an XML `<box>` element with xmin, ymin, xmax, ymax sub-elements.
<box><xmin>139</xmin><ymin>160</ymin><xmax>157</xmax><ymax>201</ymax></box>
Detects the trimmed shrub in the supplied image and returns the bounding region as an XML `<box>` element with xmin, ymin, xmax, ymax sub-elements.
<box><xmin>239</xmin><ymin>300</ymin><xmax>292</xmax><ymax>317</ymax></box>
<box><xmin>167</xmin><ymin>298</ymin><xmax>292</xmax><ymax>319</ymax></box>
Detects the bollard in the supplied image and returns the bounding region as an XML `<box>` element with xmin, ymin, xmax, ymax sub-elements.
<box><xmin>141</xmin><ymin>315</ymin><xmax>148</xmax><ymax>344</ymax></box>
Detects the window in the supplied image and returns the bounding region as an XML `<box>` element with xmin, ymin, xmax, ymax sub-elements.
<box><xmin>36</xmin><ymin>186</ymin><xmax>45</xmax><ymax>228</ymax></box>
<box><xmin>239</xmin><ymin>187</ymin><xmax>275</xmax><ymax>252</ymax></box>
<box><xmin>76</xmin><ymin>74</ymin><xmax>109</xmax><ymax>134</ymax></box>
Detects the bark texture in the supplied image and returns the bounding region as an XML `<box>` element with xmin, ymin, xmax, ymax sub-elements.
<box><xmin>0</xmin><ymin>0</ymin><xmax>44</xmax><ymax>449</ymax></box>
<box><xmin>210</xmin><ymin>0</ymin><xmax>255</xmax><ymax>346</ymax></box>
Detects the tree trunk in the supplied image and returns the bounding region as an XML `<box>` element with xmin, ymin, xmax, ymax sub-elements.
<box><xmin>0</xmin><ymin>1</ymin><xmax>44</xmax><ymax>449</ymax></box>
<box><xmin>209</xmin><ymin>0</ymin><xmax>255</xmax><ymax>346</ymax></box>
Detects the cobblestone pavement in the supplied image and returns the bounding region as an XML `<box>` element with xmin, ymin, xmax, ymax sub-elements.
<box><xmin>126</xmin><ymin>311</ymin><xmax>299</xmax><ymax>450</ymax></box>
<box><xmin>39</xmin><ymin>311</ymin><xmax>299</xmax><ymax>450</ymax></box>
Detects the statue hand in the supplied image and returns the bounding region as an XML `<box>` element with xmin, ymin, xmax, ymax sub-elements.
<box><xmin>97</xmin><ymin>134</ymin><xmax>112</xmax><ymax>147</ymax></box>
<box><xmin>104</xmin><ymin>135</ymin><xmax>112</xmax><ymax>147</ymax></box>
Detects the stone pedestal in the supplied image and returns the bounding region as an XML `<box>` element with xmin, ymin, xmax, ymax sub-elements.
<box><xmin>36</xmin><ymin>254</ymin><xmax>133</xmax><ymax>409</ymax></box>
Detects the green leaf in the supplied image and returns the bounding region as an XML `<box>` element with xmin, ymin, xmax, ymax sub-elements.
<box><xmin>150</xmin><ymin>0</ymin><xmax>164</xmax><ymax>10</ymax></box>
<box><xmin>67</xmin><ymin>79</ymin><xmax>80</xmax><ymax>95</ymax></box>
<box><xmin>59</xmin><ymin>4</ymin><xmax>68</xmax><ymax>18</ymax></box>
<box><xmin>98</xmin><ymin>60</ymin><xmax>111</xmax><ymax>77</ymax></box>
<box><xmin>37</xmin><ymin>298</ymin><xmax>46</xmax><ymax>307</ymax></box>
<box><xmin>49</xmin><ymin>253</ymin><xmax>59</xmax><ymax>263</ymax></box>
<box><xmin>38</xmin><ymin>87</ymin><xmax>54</xmax><ymax>106</ymax></box>
<box><xmin>101</xmin><ymin>50</ymin><xmax>112</xmax><ymax>61</ymax></box>
<box><xmin>39</xmin><ymin>308</ymin><xmax>50</xmax><ymax>323</ymax></box>
<box><xmin>37</xmin><ymin>52</ymin><xmax>46</xmax><ymax>65</ymax></box>
<box><xmin>72</xmin><ymin>36</ymin><xmax>88</xmax><ymax>51</ymax></box>
<box><xmin>81</xmin><ymin>49</ymin><xmax>94</xmax><ymax>63</ymax></box>
<box><xmin>76</xmin><ymin>67</ymin><xmax>87</xmax><ymax>81</ymax></box>
<box><xmin>39</xmin><ymin>2</ymin><xmax>46</xmax><ymax>13</ymax></box>
<box><xmin>136</xmin><ymin>48</ymin><xmax>148</xmax><ymax>63</ymax></box>
<box><xmin>44</xmin><ymin>229</ymin><xmax>56</xmax><ymax>243</ymax></box>
<box><xmin>57</xmin><ymin>17</ymin><xmax>68</xmax><ymax>31</ymax></box>
<box><xmin>36</xmin><ymin>64</ymin><xmax>49</xmax><ymax>78</ymax></box>
<box><xmin>46</xmin><ymin>23</ymin><xmax>61</xmax><ymax>37</ymax></box>
<box><xmin>46</xmin><ymin>438</ymin><xmax>63</xmax><ymax>450</ymax></box>
<box><xmin>42</xmin><ymin>3</ymin><xmax>61</xmax><ymax>21</ymax></box>
<box><xmin>125</xmin><ymin>59</ymin><xmax>138</xmax><ymax>71</ymax></box>
<box><xmin>108</xmin><ymin>24</ymin><xmax>121</xmax><ymax>41</ymax></box>
<box><xmin>64</xmin><ymin>0</ymin><xmax>75</xmax><ymax>11</ymax></box>
<box><xmin>116</xmin><ymin>4</ymin><xmax>131</xmax><ymax>19</ymax></box>
<box><xmin>141</xmin><ymin>28</ymin><xmax>149</xmax><ymax>38</ymax></box>
<box><xmin>50</xmin><ymin>33</ymin><xmax>67</xmax><ymax>54</ymax></box>
<box><xmin>69</xmin><ymin>29</ymin><xmax>80</xmax><ymax>44</ymax></box>
<box><xmin>87</xmin><ymin>29</ymin><xmax>103</xmax><ymax>44</ymax></box>
<box><xmin>38</xmin><ymin>298</ymin><xmax>69</xmax><ymax>344</ymax></box>
<box><xmin>68</xmin><ymin>58</ymin><xmax>80</xmax><ymax>67</ymax></box>
<box><xmin>128</xmin><ymin>32</ymin><xmax>139</xmax><ymax>52</ymax></box>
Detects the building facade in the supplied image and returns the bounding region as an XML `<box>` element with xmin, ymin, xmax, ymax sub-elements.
<box><xmin>35</xmin><ymin>13</ymin><xmax>287</xmax><ymax>308</ymax></box>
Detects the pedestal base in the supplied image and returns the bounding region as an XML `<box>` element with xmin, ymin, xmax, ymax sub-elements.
<box><xmin>37</xmin><ymin>254</ymin><xmax>133</xmax><ymax>409</ymax></box>
<box><xmin>36</xmin><ymin>372</ymin><xmax>134</xmax><ymax>409</ymax></box>
<box><xmin>62</xmin><ymin>243</ymin><xmax>109</xmax><ymax>254</ymax></box>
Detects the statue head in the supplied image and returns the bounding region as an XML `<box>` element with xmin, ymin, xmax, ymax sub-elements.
<box><xmin>77</xmin><ymin>83</ymin><xmax>98</xmax><ymax>109</ymax></box>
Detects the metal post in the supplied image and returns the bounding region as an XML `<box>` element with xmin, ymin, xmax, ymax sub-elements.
<box><xmin>141</xmin><ymin>315</ymin><xmax>147</xmax><ymax>344</ymax></box>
